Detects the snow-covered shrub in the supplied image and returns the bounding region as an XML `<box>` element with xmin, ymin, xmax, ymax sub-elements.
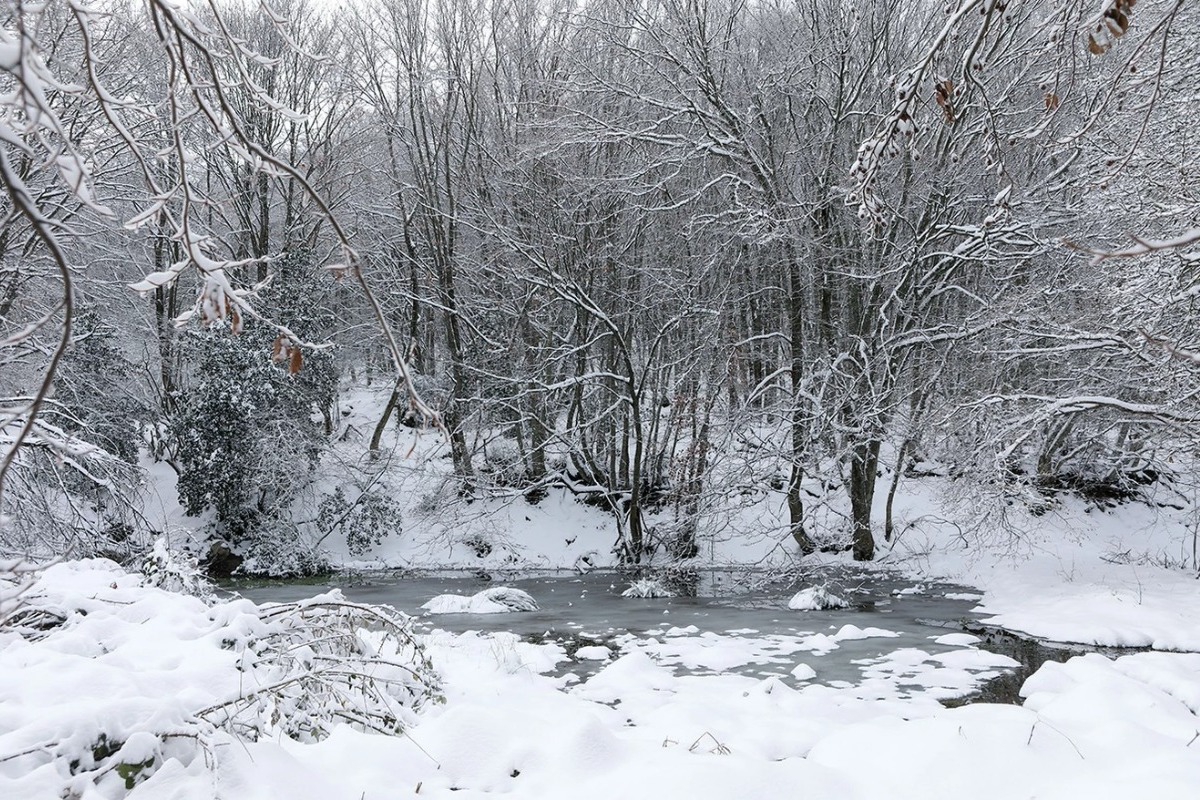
<box><xmin>238</xmin><ymin>528</ymin><xmax>333</xmax><ymax>577</ymax></box>
<box><xmin>481</xmin><ymin>438</ymin><xmax>526</xmax><ymax>488</ymax></box>
<box><xmin>172</xmin><ymin>330</ymin><xmax>313</xmax><ymax>539</ymax></box>
<box><xmin>622</xmin><ymin>578</ymin><xmax>675</xmax><ymax>598</ymax></box>
<box><xmin>459</xmin><ymin>530</ymin><xmax>494</xmax><ymax>558</ymax></box>
<box><xmin>413</xmin><ymin>478</ymin><xmax>458</xmax><ymax>516</ymax></box>
<box><xmin>170</xmin><ymin>252</ymin><xmax>338</xmax><ymax>566</ymax></box>
<box><xmin>787</xmin><ymin>585</ymin><xmax>849</xmax><ymax>611</ymax></box>
<box><xmin>316</xmin><ymin>485</ymin><xmax>400</xmax><ymax>555</ymax></box>
<box><xmin>202</xmin><ymin>593</ymin><xmax>442</xmax><ymax>741</ymax></box>
<box><xmin>139</xmin><ymin>537</ymin><xmax>213</xmax><ymax>599</ymax></box>
<box><xmin>477</xmin><ymin>586</ymin><xmax>539</xmax><ymax>611</ymax></box>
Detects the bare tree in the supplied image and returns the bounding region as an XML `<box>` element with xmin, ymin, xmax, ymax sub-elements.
<box><xmin>0</xmin><ymin>0</ymin><xmax>436</xmax><ymax>548</ymax></box>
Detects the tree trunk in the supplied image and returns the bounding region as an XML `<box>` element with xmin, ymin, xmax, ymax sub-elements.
<box><xmin>527</xmin><ymin>394</ymin><xmax>548</xmax><ymax>484</ymax></box>
<box><xmin>848</xmin><ymin>440</ymin><xmax>880</xmax><ymax>561</ymax></box>
<box><xmin>785</xmin><ymin>243</ymin><xmax>814</xmax><ymax>554</ymax></box>
<box><xmin>626</xmin><ymin>388</ymin><xmax>646</xmax><ymax>564</ymax></box>
<box><xmin>256</xmin><ymin>169</ymin><xmax>271</xmax><ymax>272</ymax></box>
<box><xmin>369</xmin><ymin>376</ymin><xmax>404</xmax><ymax>455</ymax></box>
<box><xmin>884</xmin><ymin>438</ymin><xmax>909</xmax><ymax>543</ymax></box>
<box><xmin>443</xmin><ymin>307</ymin><xmax>474</xmax><ymax>485</ymax></box>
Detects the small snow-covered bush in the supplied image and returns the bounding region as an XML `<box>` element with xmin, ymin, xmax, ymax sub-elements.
<box><xmin>481</xmin><ymin>438</ymin><xmax>526</xmax><ymax>488</ymax></box>
<box><xmin>458</xmin><ymin>530</ymin><xmax>494</xmax><ymax>558</ymax></box>
<box><xmin>316</xmin><ymin>485</ymin><xmax>400</xmax><ymax>556</ymax></box>
<box><xmin>622</xmin><ymin>578</ymin><xmax>675</xmax><ymax>598</ymax></box>
<box><xmin>413</xmin><ymin>478</ymin><xmax>456</xmax><ymax>516</ymax></box>
<box><xmin>238</xmin><ymin>527</ymin><xmax>333</xmax><ymax>577</ymax></box>
<box><xmin>787</xmin><ymin>585</ymin><xmax>849</xmax><ymax>611</ymax></box>
<box><xmin>477</xmin><ymin>586</ymin><xmax>539</xmax><ymax>611</ymax></box>
<box><xmin>202</xmin><ymin>594</ymin><xmax>442</xmax><ymax>741</ymax></box>
<box><xmin>139</xmin><ymin>536</ymin><xmax>213</xmax><ymax>599</ymax></box>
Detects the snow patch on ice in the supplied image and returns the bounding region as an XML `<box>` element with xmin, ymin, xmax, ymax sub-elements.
<box><xmin>933</xmin><ymin>633</ymin><xmax>982</xmax><ymax>647</ymax></box>
<box><xmin>575</xmin><ymin>645</ymin><xmax>613</xmax><ymax>661</ymax></box>
<box><xmin>832</xmin><ymin>624</ymin><xmax>900</xmax><ymax>641</ymax></box>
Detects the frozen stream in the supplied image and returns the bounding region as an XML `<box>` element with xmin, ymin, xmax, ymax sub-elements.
<box><xmin>234</xmin><ymin>569</ymin><xmax>1027</xmax><ymax>701</ymax></box>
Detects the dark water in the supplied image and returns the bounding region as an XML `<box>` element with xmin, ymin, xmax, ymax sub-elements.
<box><xmin>230</xmin><ymin>568</ymin><xmax>1015</xmax><ymax>694</ymax></box>
<box><xmin>943</xmin><ymin>623</ymin><xmax>1149</xmax><ymax>706</ymax></box>
<box><xmin>228</xmin><ymin>568</ymin><xmax>979</xmax><ymax>637</ymax></box>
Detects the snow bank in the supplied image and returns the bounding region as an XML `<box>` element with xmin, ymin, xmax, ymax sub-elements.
<box><xmin>832</xmin><ymin>624</ymin><xmax>900</xmax><ymax>641</ymax></box>
<box><xmin>973</xmin><ymin>570</ymin><xmax>1200</xmax><ymax>650</ymax></box>
<box><xmin>863</xmin><ymin>481</ymin><xmax>1200</xmax><ymax>652</ymax></box>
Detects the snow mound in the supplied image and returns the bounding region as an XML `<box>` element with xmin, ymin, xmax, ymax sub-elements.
<box><xmin>790</xmin><ymin>662</ymin><xmax>817</xmax><ymax>680</ymax></box>
<box><xmin>575</xmin><ymin>645</ymin><xmax>613</xmax><ymax>661</ymax></box>
<box><xmin>0</xmin><ymin>559</ymin><xmax>440</xmax><ymax>799</ymax></box>
<box><xmin>421</xmin><ymin>586</ymin><xmax>540</xmax><ymax>614</ymax></box>
<box><xmin>621</xmin><ymin>578</ymin><xmax>675</xmax><ymax>598</ymax></box>
<box><xmin>787</xmin><ymin>586</ymin><xmax>849</xmax><ymax>611</ymax></box>
<box><xmin>833</xmin><ymin>624</ymin><xmax>900</xmax><ymax>641</ymax></box>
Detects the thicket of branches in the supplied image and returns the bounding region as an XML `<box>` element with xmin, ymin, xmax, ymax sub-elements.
<box><xmin>2</xmin><ymin>0</ymin><xmax>1197</xmax><ymax>569</ymax></box>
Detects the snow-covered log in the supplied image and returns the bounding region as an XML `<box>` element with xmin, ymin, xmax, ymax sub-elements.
<box><xmin>421</xmin><ymin>586</ymin><xmax>540</xmax><ymax>614</ymax></box>
<box><xmin>787</xmin><ymin>586</ymin><xmax>849</xmax><ymax>611</ymax></box>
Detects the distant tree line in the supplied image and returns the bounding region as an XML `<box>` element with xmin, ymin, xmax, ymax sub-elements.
<box><xmin>1</xmin><ymin>0</ymin><xmax>1197</xmax><ymax>570</ymax></box>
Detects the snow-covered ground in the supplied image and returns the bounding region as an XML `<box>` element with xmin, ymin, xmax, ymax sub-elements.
<box><xmin>878</xmin><ymin>493</ymin><xmax>1200</xmax><ymax>652</ymax></box>
<box><xmin>3</xmin><ymin>553</ymin><xmax>1199</xmax><ymax>799</ymax></box>
<box><xmin>26</xmin><ymin>382</ymin><xmax>1193</xmax><ymax>798</ymax></box>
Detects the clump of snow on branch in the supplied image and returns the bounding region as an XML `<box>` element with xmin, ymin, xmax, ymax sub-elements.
<box><xmin>848</xmin><ymin>66</ymin><xmax>923</xmax><ymax>226</ymax></box>
<box><xmin>848</xmin><ymin>0</ymin><xmax>1012</xmax><ymax>226</ymax></box>
<box><xmin>0</xmin><ymin>560</ymin><xmax>441</xmax><ymax>798</ymax></box>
